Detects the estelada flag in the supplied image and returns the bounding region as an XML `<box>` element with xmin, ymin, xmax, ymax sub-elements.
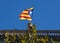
<box><xmin>19</xmin><ymin>7</ymin><xmax>33</xmax><ymax>21</ymax></box>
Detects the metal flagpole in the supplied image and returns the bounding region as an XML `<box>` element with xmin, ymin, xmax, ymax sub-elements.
<box><xmin>30</xmin><ymin>7</ymin><xmax>34</xmax><ymax>23</ymax></box>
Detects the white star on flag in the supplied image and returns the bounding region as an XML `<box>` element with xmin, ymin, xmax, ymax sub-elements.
<box><xmin>29</xmin><ymin>11</ymin><xmax>32</xmax><ymax>15</ymax></box>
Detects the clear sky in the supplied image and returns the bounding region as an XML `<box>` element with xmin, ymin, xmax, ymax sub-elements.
<box><xmin>0</xmin><ymin>0</ymin><xmax>60</xmax><ymax>30</ymax></box>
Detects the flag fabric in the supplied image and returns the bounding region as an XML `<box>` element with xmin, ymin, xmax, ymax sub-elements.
<box><xmin>19</xmin><ymin>7</ymin><xmax>33</xmax><ymax>21</ymax></box>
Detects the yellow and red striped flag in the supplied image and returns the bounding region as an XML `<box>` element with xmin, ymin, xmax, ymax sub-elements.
<box><xmin>19</xmin><ymin>7</ymin><xmax>33</xmax><ymax>21</ymax></box>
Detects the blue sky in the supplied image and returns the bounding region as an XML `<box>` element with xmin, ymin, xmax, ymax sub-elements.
<box><xmin>0</xmin><ymin>0</ymin><xmax>60</xmax><ymax>30</ymax></box>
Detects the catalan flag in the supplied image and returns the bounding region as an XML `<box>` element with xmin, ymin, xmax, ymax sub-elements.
<box><xmin>19</xmin><ymin>7</ymin><xmax>33</xmax><ymax>21</ymax></box>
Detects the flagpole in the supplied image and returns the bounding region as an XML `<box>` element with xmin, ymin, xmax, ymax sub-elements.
<box><xmin>31</xmin><ymin>7</ymin><xmax>34</xmax><ymax>23</ymax></box>
<box><xmin>28</xmin><ymin>7</ymin><xmax>34</xmax><ymax>23</ymax></box>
